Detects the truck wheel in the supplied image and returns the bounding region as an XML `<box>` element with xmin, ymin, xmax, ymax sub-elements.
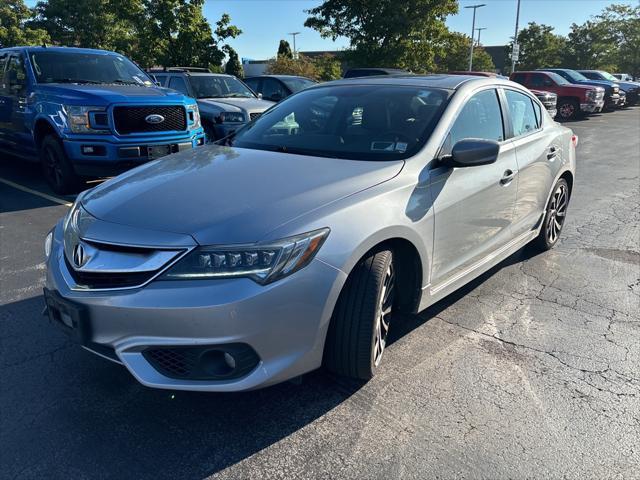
<box><xmin>324</xmin><ymin>249</ymin><xmax>396</xmax><ymax>380</ymax></box>
<box><xmin>40</xmin><ymin>135</ymin><xmax>82</xmax><ymax>195</ymax></box>
<box><xmin>557</xmin><ymin>99</ymin><xmax>579</xmax><ymax>121</ymax></box>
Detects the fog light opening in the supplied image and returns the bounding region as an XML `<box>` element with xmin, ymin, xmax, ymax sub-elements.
<box><xmin>200</xmin><ymin>350</ymin><xmax>235</xmax><ymax>377</ymax></box>
<box><xmin>223</xmin><ymin>352</ymin><xmax>236</xmax><ymax>370</ymax></box>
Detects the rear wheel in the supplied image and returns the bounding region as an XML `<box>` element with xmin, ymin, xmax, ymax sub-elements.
<box><xmin>324</xmin><ymin>249</ymin><xmax>396</xmax><ymax>380</ymax></box>
<box><xmin>40</xmin><ymin>135</ymin><xmax>82</xmax><ymax>195</ymax></box>
<box><xmin>532</xmin><ymin>178</ymin><xmax>570</xmax><ymax>251</ymax></box>
<box><xmin>557</xmin><ymin>98</ymin><xmax>579</xmax><ymax>121</ymax></box>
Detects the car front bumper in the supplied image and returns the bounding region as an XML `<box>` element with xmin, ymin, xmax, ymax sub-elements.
<box><xmin>45</xmin><ymin>223</ymin><xmax>347</xmax><ymax>391</ymax></box>
<box><xmin>580</xmin><ymin>100</ymin><xmax>605</xmax><ymax>113</ymax></box>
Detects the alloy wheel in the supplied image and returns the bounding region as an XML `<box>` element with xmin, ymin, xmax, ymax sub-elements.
<box><xmin>43</xmin><ymin>147</ymin><xmax>63</xmax><ymax>189</ymax></box>
<box><xmin>373</xmin><ymin>262</ymin><xmax>395</xmax><ymax>367</ymax></box>
<box><xmin>546</xmin><ymin>183</ymin><xmax>568</xmax><ymax>244</ymax></box>
<box><xmin>559</xmin><ymin>103</ymin><xmax>575</xmax><ymax>120</ymax></box>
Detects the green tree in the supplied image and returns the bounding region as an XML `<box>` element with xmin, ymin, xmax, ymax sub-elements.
<box><xmin>277</xmin><ymin>40</ymin><xmax>293</xmax><ymax>59</ymax></box>
<box><xmin>32</xmin><ymin>0</ymin><xmax>139</xmax><ymax>56</ymax></box>
<box><xmin>305</xmin><ymin>0</ymin><xmax>458</xmax><ymax>73</ymax></box>
<box><xmin>514</xmin><ymin>22</ymin><xmax>567</xmax><ymax>70</ymax></box>
<box><xmin>224</xmin><ymin>47</ymin><xmax>244</xmax><ymax>78</ymax></box>
<box><xmin>266</xmin><ymin>56</ymin><xmax>319</xmax><ymax>79</ymax></box>
<box><xmin>0</xmin><ymin>0</ymin><xmax>49</xmax><ymax>48</ymax></box>
<box><xmin>437</xmin><ymin>31</ymin><xmax>495</xmax><ymax>72</ymax></box>
<box><xmin>595</xmin><ymin>4</ymin><xmax>640</xmax><ymax>77</ymax></box>
<box><xmin>312</xmin><ymin>53</ymin><xmax>342</xmax><ymax>80</ymax></box>
<box><xmin>565</xmin><ymin>20</ymin><xmax>614</xmax><ymax>71</ymax></box>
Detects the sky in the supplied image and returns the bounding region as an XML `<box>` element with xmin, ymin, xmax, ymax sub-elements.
<box><xmin>202</xmin><ymin>0</ymin><xmax>635</xmax><ymax>60</ymax></box>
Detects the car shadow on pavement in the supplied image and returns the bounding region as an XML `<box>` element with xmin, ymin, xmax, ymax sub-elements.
<box><xmin>0</xmin><ymin>294</ymin><xmax>365</xmax><ymax>479</ymax></box>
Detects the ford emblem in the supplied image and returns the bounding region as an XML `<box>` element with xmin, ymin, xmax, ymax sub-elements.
<box><xmin>145</xmin><ymin>114</ymin><xmax>165</xmax><ymax>124</ymax></box>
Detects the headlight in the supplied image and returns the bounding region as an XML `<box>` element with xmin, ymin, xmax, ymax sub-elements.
<box><xmin>218</xmin><ymin>111</ymin><xmax>246</xmax><ymax>123</ymax></box>
<box><xmin>64</xmin><ymin>105</ymin><xmax>109</xmax><ymax>134</ymax></box>
<box><xmin>44</xmin><ymin>230</ymin><xmax>53</xmax><ymax>259</ymax></box>
<box><xmin>187</xmin><ymin>104</ymin><xmax>201</xmax><ymax>130</ymax></box>
<box><xmin>162</xmin><ymin>228</ymin><xmax>330</xmax><ymax>284</ymax></box>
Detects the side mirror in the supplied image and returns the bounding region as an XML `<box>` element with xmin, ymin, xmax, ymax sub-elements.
<box><xmin>441</xmin><ymin>139</ymin><xmax>500</xmax><ymax>168</ymax></box>
<box><xmin>256</xmin><ymin>92</ymin><xmax>263</xmax><ymax>99</ymax></box>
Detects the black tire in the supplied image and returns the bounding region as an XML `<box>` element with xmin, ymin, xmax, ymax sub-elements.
<box><xmin>532</xmin><ymin>178</ymin><xmax>570</xmax><ymax>251</ymax></box>
<box><xmin>203</xmin><ymin>120</ymin><xmax>217</xmax><ymax>143</ymax></box>
<box><xmin>324</xmin><ymin>249</ymin><xmax>396</xmax><ymax>380</ymax></box>
<box><xmin>556</xmin><ymin>98</ymin><xmax>580</xmax><ymax>121</ymax></box>
<box><xmin>40</xmin><ymin>135</ymin><xmax>81</xmax><ymax>195</ymax></box>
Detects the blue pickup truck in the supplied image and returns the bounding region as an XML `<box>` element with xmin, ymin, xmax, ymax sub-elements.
<box><xmin>0</xmin><ymin>46</ymin><xmax>205</xmax><ymax>194</ymax></box>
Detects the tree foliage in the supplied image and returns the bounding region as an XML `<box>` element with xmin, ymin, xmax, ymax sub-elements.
<box><xmin>224</xmin><ymin>47</ymin><xmax>244</xmax><ymax>78</ymax></box>
<box><xmin>312</xmin><ymin>54</ymin><xmax>342</xmax><ymax>81</ymax></box>
<box><xmin>25</xmin><ymin>0</ymin><xmax>240</xmax><ymax>70</ymax></box>
<box><xmin>305</xmin><ymin>0</ymin><xmax>458</xmax><ymax>73</ymax></box>
<box><xmin>437</xmin><ymin>32</ymin><xmax>495</xmax><ymax>72</ymax></box>
<box><xmin>277</xmin><ymin>40</ymin><xmax>293</xmax><ymax>59</ymax></box>
<box><xmin>0</xmin><ymin>0</ymin><xmax>50</xmax><ymax>48</ymax></box>
<box><xmin>513</xmin><ymin>22</ymin><xmax>567</xmax><ymax>70</ymax></box>
<box><xmin>266</xmin><ymin>56</ymin><xmax>319</xmax><ymax>79</ymax></box>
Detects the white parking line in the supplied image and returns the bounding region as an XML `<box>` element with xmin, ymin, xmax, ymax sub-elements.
<box><xmin>0</xmin><ymin>177</ymin><xmax>72</xmax><ymax>207</ymax></box>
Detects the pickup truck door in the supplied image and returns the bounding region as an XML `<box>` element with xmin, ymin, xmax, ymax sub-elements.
<box><xmin>429</xmin><ymin>87</ymin><xmax>518</xmax><ymax>288</ymax></box>
<box><xmin>2</xmin><ymin>53</ymin><xmax>32</xmax><ymax>156</ymax></box>
<box><xmin>0</xmin><ymin>53</ymin><xmax>11</xmax><ymax>148</ymax></box>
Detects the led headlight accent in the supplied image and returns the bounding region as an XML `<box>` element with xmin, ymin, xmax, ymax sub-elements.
<box><xmin>163</xmin><ymin>228</ymin><xmax>330</xmax><ymax>284</ymax></box>
<box><xmin>44</xmin><ymin>230</ymin><xmax>53</xmax><ymax>259</ymax></box>
<box><xmin>218</xmin><ymin>111</ymin><xmax>246</xmax><ymax>123</ymax></box>
<box><xmin>187</xmin><ymin>104</ymin><xmax>201</xmax><ymax>129</ymax></box>
<box><xmin>65</xmin><ymin>105</ymin><xmax>109</xmax><ymax>133</ymax></box>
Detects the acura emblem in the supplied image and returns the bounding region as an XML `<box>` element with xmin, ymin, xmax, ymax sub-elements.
<box><xmin>72</xmin><ymin>243</ymin><xmax>88</xmax><ymax>268</ymax></box>
<box><xmin>145</xmin><ymin>114</ymin><xmax>165</xmax><ymax>124</ymax></box>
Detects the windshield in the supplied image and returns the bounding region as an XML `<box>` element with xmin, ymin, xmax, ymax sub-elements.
<box><xmin>599</xmin><ymin>71</ymin><xmax>618</xmax><ymax>82</ymax></box>
<box><xmin>29</xmin><ymin>51</ymin><xmax>152</xmax><ymax>86</ymax></box>
<box><xmin>230</xmin><ymin>85</ymin><xmax>450</xmax><ymax>161</ymax></box>
<box><xmin>547</xmin><ymin>72</ymin><xmax>570</xmax><ymax>85</ymax></box>
<box><xmin>564</xmin><ymin>70</ymin><xmax>589</xmax><ymax>82</ymax></box>
<box><xmin>281</xmin><ymin>77</ymin><xmax>316</xmax><ymax>93</ymax></box>
<box><xmin>189</xmin><ymin>75</ymin><xmax>255</xmax><ymax>99</ymax></box>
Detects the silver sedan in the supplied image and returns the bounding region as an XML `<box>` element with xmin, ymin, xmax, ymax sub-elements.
<box><xmin>44</xmin><ymin>75</ymin><xmax>577</xmax><ymax>391</ymax></box>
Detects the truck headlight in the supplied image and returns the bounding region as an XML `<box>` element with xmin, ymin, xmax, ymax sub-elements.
<box><xmin>64</xmin><ymin>105</ymin><xmax>109</xmax><ymax>134</ymax></box>
<box><xmin>162</xmin><ymin>228</ymin><xmax>330</xmax><ymax>284</ymax></box>
<box><xmin>217</xmin><ymin>111</ymin><xmax>246</xmax><ymax>124</ymax></box>
<box><xmin>187</xmin><ymin>104</ymin><xmax>201</xmax><ymax>130</ymax></box>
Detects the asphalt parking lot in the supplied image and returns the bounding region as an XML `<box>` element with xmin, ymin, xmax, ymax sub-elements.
<box><xmin>1</xmin><ymin>107</ymin><xmax>639</xmax><ymax>479</ymax></box>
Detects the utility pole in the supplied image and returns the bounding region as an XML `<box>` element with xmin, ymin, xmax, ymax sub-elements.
<box><xmin>511</xmin><ymin>0</ymin><xmax>522</xmax><ymax>74</ymax></box>
<box><xmin>465</xmin><ymin>4</ymin><xmax>486</xmax><ymax>71</ymax></box>
<box><xmin>475</xmin><ymin>27</ymin><xmax>487</xmax><ymax>46</ymax></box>
<box><xmin>288</xmin><ymin>32</ymin><xmax>300</xmax><ymax>59</ymax></box>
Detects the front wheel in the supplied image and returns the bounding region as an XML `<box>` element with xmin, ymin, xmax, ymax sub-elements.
<box><xmin>40</xmin><ymin>135</ymin><xmax>82</xmax><ymax>195</ymax></box>
<box><xmin>557</xmin><ymin>99</ymin><xmax>579</xmax><ymax>121</ymax></box>
<box><xmin>532</xmin><ymin>178</ymin><xmax>570</xmax><ymax>251</ymax></box>
<box><xmin>324</xmin><ymin>249</ymin><xmax>396</xmax><ymax>380</ymax></box>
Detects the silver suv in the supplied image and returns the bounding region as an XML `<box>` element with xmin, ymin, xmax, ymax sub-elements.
<box><xmin>151</xmin><ymin>68</ymin><xmax>274</xmax><ymax>141</ymax></box>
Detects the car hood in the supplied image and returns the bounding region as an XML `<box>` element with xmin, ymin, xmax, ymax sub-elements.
<box><xmin>35</xmin><ymin>84</ymin><xmax>188</xmax><ymax>106</ymax></box>
<box><xmin>575</xmin><ymin>79</ymin><xmax>617</xmax><ymax>91</ymax></box>
<box><xmin>197</xmin><ymin>97</ymin><xmax>275</xmax><ymax>113</ymax></box>
<box><xmin>82</xmin><ymin>146</ymin><xmax>404</xmax><ymax>245</ymax></box>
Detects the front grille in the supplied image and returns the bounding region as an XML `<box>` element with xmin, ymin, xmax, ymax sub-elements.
<box><xmin>65</xmin><ymin>256</ymin><xmax>157</xmax><ymax>289</ymax></box>
<box><xmin>249</xmin><ymin>112</ymin><xmax>262</xmax><ymax>121</ymax></box>
<box><xmin>113</xmin><ymin>106</ymin><xmax>187</xmax><ymax>134</ymax></box>
<box><xmin>143</xmin><ymin>344</ymin><xmax>260</xmax><ymax>380</ymax></box>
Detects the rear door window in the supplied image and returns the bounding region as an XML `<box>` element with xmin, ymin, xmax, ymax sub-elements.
<box><xmin>505</xmin><ymin>90</ymin><xmax>539</xmax><ymax>137</ymax></box>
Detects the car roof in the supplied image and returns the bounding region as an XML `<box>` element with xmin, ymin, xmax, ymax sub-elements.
<box><xmin>316</xmin><ymin>74</ymin><xmax>512</xmax><ymax>90</ymax></box>
<box><xmin>12</xmin><ymin>46</ymin><xmax>119</xmax><ymax>55</ymax></box>
<box><xmin>246</xmin><ymin>75</ymin><xmax>312</xmax><ymax>80</ymax></box>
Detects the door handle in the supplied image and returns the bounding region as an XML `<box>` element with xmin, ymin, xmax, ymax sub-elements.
<box><xmin>547</xmin><ymin>146</ymin><xmax>558</xmax><ymax>160</ymax></box>
<box><xmin>500</xmin><ymin>169</ymin><xmax>517</xmax><ymax>185</ymax></box>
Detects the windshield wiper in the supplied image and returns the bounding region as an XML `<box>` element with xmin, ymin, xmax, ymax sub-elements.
<box><xmin>110</xmin><ymin>79</ymin><xmax>140</xmax><ymax>85</ymax></box>
<box><xmin>220</xmin><ymin>93</ymin><xmax>252</xmax><ymax>98</ymax></box>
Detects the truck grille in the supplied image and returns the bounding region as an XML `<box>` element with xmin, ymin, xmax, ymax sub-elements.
<box><xmin>249</xmin><ymin>112</ymin><xmax>262</xmax><ymax>121</ymax></box>
<box><xmin>113</xmin><ymin>106</ymin><xmax>187</xmax><ymax>134</ymax></box>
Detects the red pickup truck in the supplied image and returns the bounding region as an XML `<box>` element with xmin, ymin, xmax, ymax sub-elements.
<box><xmin>510</xmin><ymin>71</ymin><xmax>605</xmax><ymax>121</ymax></box>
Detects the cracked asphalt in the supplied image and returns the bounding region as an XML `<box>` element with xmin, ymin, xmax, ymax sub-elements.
<box><xmin>1</xmin><ymin>107</ymin><xmax>639</xmax><ymax>479</ymax></box>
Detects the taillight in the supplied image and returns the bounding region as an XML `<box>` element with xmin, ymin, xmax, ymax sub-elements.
<box><xmin>571</xmin><ymin>135</ymin><xmax>579</xmax><ymax>148</ymax></box>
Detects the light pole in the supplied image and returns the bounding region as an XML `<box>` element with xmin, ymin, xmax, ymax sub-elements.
<box><xmin>511</xmin><ymin>0</ymin><xmax>522</xmax><ymax>74</ymax></box>
<box><xmin>465</xmin><ymin>4</ymin><xmax>486</xmax><ymax>71</ymax></box>
<box><xmin>475</xmin><ymin>27</ymin><xmax>487</xmax><ymax>46</ymax></box>
<box><xmin>288</xmin><ymin>32</ymin><xmax>300</xmax><ymax>59</ymax></box>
